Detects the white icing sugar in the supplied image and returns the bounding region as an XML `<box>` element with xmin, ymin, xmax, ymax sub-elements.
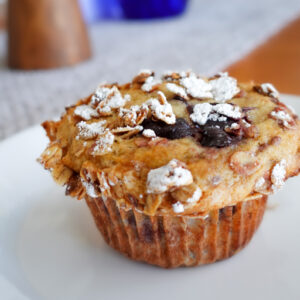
<box><xmin>180</xmin><ymin>74</ymin><xmax>212</xmax><ymax>98</ymax></box>
<box><xmin>77</xmin><ymin>120</ymin><xmax>107</xmax><ymax>139</ymax></box>
<box><xmin>74</xmin><ymin>105</ymin><xmax>99</xmax><ymax>120</ymax></box>
<box><xmin>81</xmin><ymin>179</ymin><xmax>98</xmax><ymax>198</ymax></box>
<box><xmin>91</xmin><ymin>86</ymin><xmax>112</xmax><ymax>105</ymax></box>
<box><xmin>270</xmin><ymin>110</ymin><xmax>292</xmax><ymax>128</ymax></box>
<box><xmin>146</xmin><ymin>93</ymin><xmax>176</xmax><ymax>124</ymax></box>
<box><xmin>141</xmin><ymin>76</ymin><xmax>162</xmax><ymax>92</ymax></box>
<box><xmin>119</xmin><ymin>105</ymin><xmax>143</xmax><ymax>124</ymax></box>
<box><xmin>92</xmin><ymin>131</ymin><xmax>114</xmax><ymax>155</ymax></box>
<box><xmin>142</xmin><ymin>129</ymin><xmax>156</xmax><ymax>138</ymax></box>
<box><xmin>190</xmin><ymin>103</ymin><xmax>242</xmax><ymax>125</ymax></box>
<box><xmin>213</xmin><ymin>103</ymin><xmax>242</xmax><ymax>119</ymax></box>
<box><xmin>241</xmin><ymin>119</ymin><xmax>251</xmax><ymax>128</ymax></box>
<box><xmin>92</xmin><ymin>86</ymin><xmax>130</xmax><ymax>113</ymax></box>
<box><xmin>166</xmin><ymin>83</ymin><xmax>187</xmax><ymax>98</ymax></box>
<box><xmin>113</xmin><ymin>125</ymin><xmax>143</xmax><ymax>132</ymax></box>
<box><xmin>230</xmin><ymin>123</ymin><xmax>240</xmax><ymax>130</ymax></box>
<box><xmin>186</xmin><ymin>187</ymin><xmax>202</xmax><ymax>203</ymax></box>
<box><xmin>208</xmin><ymin>113</ymin><xmax>227</xmax><ymax>122</ymax></box>
<box><xmin>261</xmin><ymin>83</ymin><xmax>279</xmax><ymax>98</ymax></box>
<box><xmin>255</xmin><ymin>177</ymin><xmax>265</xmax><ymax>190</ymax></box>
<box><xmin>210</xmin><ymin>73</ymin><xmax>240</xmax><ymax>102</ymax></box>
<box><xmin>190</xmin><ymin>103</ymin><xmax>213</xmax><ymax>125</ymax></box>
<box><xmin>147</xmin><ymin>159</ymin><xmax>193</xmax><ymax>194</ymax></box>
<box><xmin>172</xmin><ymin>201</ymin><xmax>184</xmax><ymax>213</ymax></box>
<box><xmin>271</xmin><ymin>159</ymin><xmax>286</xmax><ymax>188</ymax></box>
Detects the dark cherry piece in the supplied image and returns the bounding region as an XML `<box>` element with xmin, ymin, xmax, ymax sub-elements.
<box><xmin>197</xmin><ymin>119</ymin><xmax>242</xmax><ymax>148</ymax></box>
<box><xmin>142</xmin><ymin>118</ymin><xmax>195</xmax><ymax>140</ymax></box>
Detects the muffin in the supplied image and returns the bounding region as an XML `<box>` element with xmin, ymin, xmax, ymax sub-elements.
<box><xmin>39</xmin><ymin>70</ymin><xmax>300</xmax><ymax>268</ymax></box>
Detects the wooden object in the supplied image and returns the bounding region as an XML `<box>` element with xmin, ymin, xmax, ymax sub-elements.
<box><xmin>7</xmin><ymin>0</ymin><xmax>91</xmax><ymax>69</ymax></box>
<box><xmin>227</xmin><ymin>17</ymin><xmax>300</xmax><ymax>95</ymax></box>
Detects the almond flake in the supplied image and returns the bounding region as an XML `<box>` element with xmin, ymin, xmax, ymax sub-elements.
<box><xmin>254</xmin><ymin>177</ymin><xmax>266</xmax><ymax>191</ymax></box>
<box><xmin>172</xmin><ymin>201</ymin><xmax>184</xmax><ymax>213</ymax></box>
<box><xmin>213</xmin><ymin>103</ymin><xmax>242</xmax><ymax>119</ymax></box>
<box><xmin>270</xmin><ymin>109</ymin><xmax>292</xmax><ymax>128</ymax></box>
<box><xmin>142</xmin><ymin>129</ymin><xmax>156</xmax><ymax>138</ymax></box>
<box><xmin>190</xmin><ymin>103</ymin><xmax>242</xmax><ymax>125</ymax></box>
<box><xmin>92</xmin><ymin>86</ymin><xmax>130</xmax><ymax>114</ymax></box>
<box><xmin>76</xmin><ymin>120</ymin><xmax>107</xmax><ymax>139</ymax></box>
<box><xmin>180</xmin><ymin>74</ymin><xmax>212</xmax><ymax>98</ymax></box>
<box><xmin>209</xmin><ymin>72</ymin><xmax>240</xmax><ymax>102</ymax></box>
<box><xmin>146</xmin><ymin>92</ymin><xmax>176</xmax><ymax>125</ymax></box>
<box><xmin>147</xmin><ymin>159</ymin><xmax>193</xmax><ymax>194</ymax></box>
<box><xmin>166</xmin><ymin>83</ymin><xmax>187</xmax><ymax>98</ymax></box>
<box><xmin>74</xmin><ymin>105</ymin><xmax>99</xmax><ymax>120</ymax></box>
<box><xmin>91</xmin><ymin>131</ymin><xmax>114</xmax><ymax>156</ymax></box>
<box><xmin>271</xmin><ymin>159</ymin><xmax>286</xmax><ymax>189</ymax></box>
<box><xmin>141</xmin><ymin>76</ymin><xmax>162</xmax><ymax>92</ymax></box>
<box><xmin>190</xmin><ymin>103</ymin><xmax>213</xmax><ymax>125</ymax></box>
<box><xmin>119</xmin><ymin>104</ymin><xmax>149</xmax><ymax>126</ymax></box>
<box><xmin>186</xmin><ymin>187</ymin><xmax>202</xmax><ymax>203</ymax></box>
<box><xmin>81</xmin><ymin>178</ymin><xmax>99</xmax><ymax>198</ymax></box>
<box><xmin>261</xmin><ymin>83</ymin><xmax>279</xmax><ymax>99</ymax></box>
<box><xmin>112</xmin><ymin>125</ymin><xmax>143</xmax><ymax>133</ymax></box>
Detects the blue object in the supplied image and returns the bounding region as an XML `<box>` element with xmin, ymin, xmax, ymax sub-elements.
<box><xmin>79</xmin><ymin>0</ymin><xmax>123</xmax><ymax>22</ymax></box>
<box><xmin>120</xmin><ymin>0</ymin><xmax>188</xmax><ymax>19</ymax></box>
<box><xmin>79</xmin><ymin>0</ymin><xmax>188</xmax><ymax>22</ymax></box>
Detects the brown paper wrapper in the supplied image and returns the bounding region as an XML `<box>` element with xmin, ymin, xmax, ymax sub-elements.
<box><xmin>85</xmin><ymin>195</ymin><xmax>267</xmax><ymax>268</ymax></box>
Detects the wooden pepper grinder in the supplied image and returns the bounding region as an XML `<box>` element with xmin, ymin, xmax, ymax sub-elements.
<box><xmin>8</xmin><ymin>0</ymin><xmax>92</xmax><ymax>69</ymax></box>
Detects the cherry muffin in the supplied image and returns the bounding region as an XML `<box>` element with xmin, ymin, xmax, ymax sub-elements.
<box><xmin>39</xmin><ymin>70</ymin><xmax>300</xmax><ymax>268</ymax></box>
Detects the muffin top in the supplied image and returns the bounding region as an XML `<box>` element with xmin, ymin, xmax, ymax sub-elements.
<box><xmin>39</xmin><ymin>70</ymin><xmax>300</xmax><ymax>216</ymax></box>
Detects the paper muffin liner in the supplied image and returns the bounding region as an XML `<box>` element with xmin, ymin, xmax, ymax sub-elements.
<box><xmin>85</xmin><ymin>195</ymin><xmax>267</xmax><ymax>268</ymax></box>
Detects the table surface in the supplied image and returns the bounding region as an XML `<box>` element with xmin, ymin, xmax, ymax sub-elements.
<box><xmin>227</xmin><ymin>16</ymin><xmax>300</xmax><ymax>95</ymax></box>
<box><xmin>0</xmin><ymin>7</ymin><xmax>299</xmax><ymax>95</ymax></box>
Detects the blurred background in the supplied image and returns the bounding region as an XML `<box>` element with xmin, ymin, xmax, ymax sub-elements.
<box><xmin>0</xmin><ymin>0</ymin><xmax>300</xmax><ymax>140</ymax></box>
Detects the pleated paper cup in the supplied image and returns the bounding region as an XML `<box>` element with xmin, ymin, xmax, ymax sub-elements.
<box><xmin>85</xmin><ymin>195</ymin><xmax>267</xmax><ymax>268</ymax></box>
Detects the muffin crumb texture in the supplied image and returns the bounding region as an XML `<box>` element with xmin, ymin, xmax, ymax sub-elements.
<box><xmin>39</xmin><ymin>70</ymin><xmax>300</xmax><ymax>216</ymax></box>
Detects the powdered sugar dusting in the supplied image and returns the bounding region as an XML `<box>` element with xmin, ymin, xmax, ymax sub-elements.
<box><xmin>180</xmin><ymin>74</ymin><xmax>212</xmax><ymax>98</ymax></box>
<box><xmin>190</xmin><ymin>103</ymin><xmax>213</xmax><ymax>125</ymax></box>
<box><xmin>92</xmin><ymin>131</ymin><xmax>114</xmax><ymax>155</ymax></box>
<box><xmin>166</xmin><ymin>83</ymin><xmax>187</xmax><ymax>98</ymax></box>
<box><xmin>146</xmin><ymin>92</ymin><xmax>176</xmax><ymax>124</ymax></box>
<box><xmin>270</xmin><ymin>110</ymin><xmax>292</xmax><ymax>128</ymax></box>
<box><xmin>213</xmin><ymin>103</ymin><xmax>242</xmax><ymax>119</ymax></box>
<box><xmin>190</xmin><ymin>103</ymin><xmax>242</xmax><ymax>125</ymax></box>
<box><xmin>147</xmin><ymin>159</ymin><xmax>193</xmax><ymax>194</ymax></box>
<box><xmin>141</xmin><ymin>76</ymin><xmax>162</xmax><ymax>92</ymax></box>
<box><xmin>255</xmin><ymin>177</ymin><xmax>265</xmax><ymax>190</ymax></box>
<box><xmin>209</xmin><ymin>72</ymin><xmax>240</xmax><ymax>102</ymax></box>
<box><xmin>74</xmin><ymin>105</ymin><xmax>99</xmax><ymax>120</ymax></box>
<box><xmin>77</xmin><ymin>120</ymin><xmax>107</xmax><ymax>139</ymax></box>
<box><xmin>172</xmin><ymin>201</ymin><xmax>184</xmax><ymax>213</ymax></box>
<box><xmin>142</xmin><ymin>129</ymin><xmax>156</xmax><ymax>138</ymax></box>
<box><xmin>271</xmin><ymin>159</ymin><xmax>286</xmax><ymax>189</ymax></box>
<box><xmin>186</xmin><ymin>187</ymin><xmax>202</xmax><ymax>203</ymax></box>
<box><xmin>261</xmin><ymin>83</ymin><xmax>279</xmax><ymax>99</ymax></box>
<box><xmin>81</xmin><ymin>179</ymin><xmax>98</xmax><ymax>198</ymax></box>
<box><xmin>92</xmin><ymin>86</ymin><xmax>130</xmax><ymax>114</ymax></box>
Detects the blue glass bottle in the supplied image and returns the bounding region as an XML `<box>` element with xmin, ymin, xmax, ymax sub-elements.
<box><xmin>120</xmin><ymin>0</ymin><xmax>188</xmax><ymax>19</ymax></box>
<box><xmin>79</xmin><ymin>0</ymin><xmax>188</xmax><ymax>22</ymax></box>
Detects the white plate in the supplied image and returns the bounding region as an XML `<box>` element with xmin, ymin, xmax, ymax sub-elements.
<box><xmin>1</xmin><ymin>95</ymin><xmax>300</xmax><ymax>300</ymax></box>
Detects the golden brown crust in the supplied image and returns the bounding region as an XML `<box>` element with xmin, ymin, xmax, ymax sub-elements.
<box><xmin>39</xmin><ymin>71</ymin><xmax>300</xmax><ymax>216</ymax></box>
<box><xmin>85</xmin><ymin>194</ymin><xmax>267</xmax><ymax>268</ymax></box>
